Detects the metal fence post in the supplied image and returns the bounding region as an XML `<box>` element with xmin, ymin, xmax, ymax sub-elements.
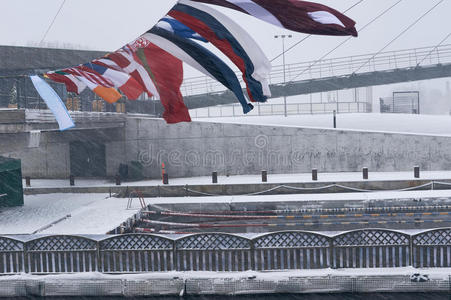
<box><xmin>173</xmin><ymin>240</ymin><xmax>178</xmax><ymax>271</ymax></box>
<box><xmin>410</xmin><ymin>235</ymin><xmax>414</xmax><ymax>268</ymax></box>
<box><xmin>96</xmin><ymin>241</ymin><xmax>101</xmax><ymax>272</ymax></box>
<box><xmin>23</xmin><ymin>242</ymin><xmax>28</xmax><ymax>274</ymax></box>
<box><xmin>250</xmin><ymin>239</ymin><xmax>255</xmax><ymax>271</ymax></box>
<box><xmin>329</xmin><ymin>239</ymin><xmax>334</xmax><ymax>269</ymax></box>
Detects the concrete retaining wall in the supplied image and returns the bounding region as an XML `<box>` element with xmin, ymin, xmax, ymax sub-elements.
<box><xmin>0</xmin><ymin>126</ymin><xmax>124</xmax><ymax>178</ymax></box>
<box><xmin>0</xmin><ymin>273</ymin><xmax>449</xmax><ymax>297</ymax></box>
<box><xmin>126</xmin><ymin>117</ymin><xmax>451</xmax><ymax>178</ymax></box>
<box><xmin>2</xmin><ymin>114</ymin><xmax>451</xmax><ymax>178</ymax></box>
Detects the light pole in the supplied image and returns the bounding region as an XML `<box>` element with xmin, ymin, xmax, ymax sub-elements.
<box><xmin>274</xmin><ymin>34</ymin><xmax>292</xmax><ymax>117</ymax></box>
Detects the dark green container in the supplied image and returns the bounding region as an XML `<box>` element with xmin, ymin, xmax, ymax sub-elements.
<box><xmin>0</xmin><ymin>156</ymin><xmax>24</xmax><ymax>207</ymax></box>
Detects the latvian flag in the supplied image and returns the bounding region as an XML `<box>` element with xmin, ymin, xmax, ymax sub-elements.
<box><xmin>186</xmin><ymin>0</ymin><xmax>358</xmax><ymax>37</ymax></box>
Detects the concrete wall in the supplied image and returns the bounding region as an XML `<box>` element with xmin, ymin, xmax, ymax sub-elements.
<box><xmin>2</xmin><ymin>114</ymin><xmax>451</xmax><ymax>178</ymax></box>
<box><xmin>0</xmin><ymin>126</ymin><xmax>124</xmax><ymax>178</ymax></box>
<box><xmin>125</xmin><ymin>117</ymin><xmax>451</xmax><ymax>178</ymax></box>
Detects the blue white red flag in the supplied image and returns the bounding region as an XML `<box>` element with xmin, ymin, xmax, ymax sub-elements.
<box><xmin>143</xmin><ymin>24</ymin><xmax>254</xmax><ymax>114</ymax></box>
<box><xmin>169</xmin><ymin>1</ymin><xmax>271</xmax><ymax>103</ymax></box>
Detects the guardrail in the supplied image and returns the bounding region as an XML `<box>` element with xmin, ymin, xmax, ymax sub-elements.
<box><xmin>190</xmin><ymin>101</ymin><xmax>371</xmax><ymax>118</ymax></box>
<box><xmin>1</xmin><ymin>228</ymin><xmax>450</xmax><ymax>274</ymax></box>
<box><xmin>180</xmin><ymin>44</ymin><xmax>451</xmax><ymax>97</ymax></box>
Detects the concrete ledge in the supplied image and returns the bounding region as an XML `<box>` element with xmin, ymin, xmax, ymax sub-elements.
<box><xmin>0</xmin><ymin>269</ymin><xmax>449</xmax><ymax>297</ymax></box>
<box><xmin>23</xmin><ymin>178</ymin><xmax>451</xmax><ymax>196</ymax></box>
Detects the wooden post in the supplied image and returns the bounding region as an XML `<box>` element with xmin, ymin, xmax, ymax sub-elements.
<box><xmin>414</xmin><ymin>166</ymin><xmax>420</xmax><ymax>178</ymax></box>
<box><xmin>312</xmin><ymin>169</ymin><xmax>318</xmax><ymax>181</ymax></box>
<box><xmin>262</xmin><ymin>170</ymin><xmax>268</xmax><ymax>182</ymax></box>
<box><xmin>163</xmin><ymin>173</ymin><xmax>169</xmax><ymax>185</ymax></box>
<box><xmin>363</xmin><ymin>168</ymin><xmax>368</xmax><ymax>180</ymax></box>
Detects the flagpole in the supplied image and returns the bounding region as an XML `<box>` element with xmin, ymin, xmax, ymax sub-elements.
<box><xmin>274</xmin><ymin>34</ymin><xmax>292</xmax><ymax>117</ymax></box>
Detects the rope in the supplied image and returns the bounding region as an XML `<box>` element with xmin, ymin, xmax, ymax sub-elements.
<box><xmin>270</xmin><ymin>0</ymin><xmax>366</xmax><ymax>63</ymax></box>
<box><xmin>353</xmin><ymin>0</ymin><xmax>445</xmax><ymax>74</ymax></box>
<box><xmin>183</xmin><ymin>181</ymin><xmax>440</xmax><ymax>197</ymax></box>
<box><xmin>39</xmin><ymin>0</ymin><xmax>67</xmax><ymax>46</ymax></box>
<box><xmin>416</xmin><ymin>32</ymin><xmax>451</xmax><ymax>67</ymax></box>
<box><xmin>289</xmin><ymin>0</ymin><xmax>403</xmax><ymax>82</ymax></box>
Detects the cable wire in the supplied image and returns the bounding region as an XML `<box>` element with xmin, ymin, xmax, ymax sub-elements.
<box><xmin>288</xmin><ymin>0</ymin><xmax>403</xmax><ymax>83</ymax></box>
<box><xmin>416</xmin><ymin>32</ymin><xmax>451</xmax><ymax>67</ymax></box>
<box><xmin>269</xmin><ymin>0</ymin><xmax>366</xmax><ymax>63</ymax></box>
<box><xmin>39</xmin><ymin>0</ymin><xmax>67</xmax><ymax>46</ymax></box>
<box><xmin>353</xmin><ymin>0</ymin><xmax>445</xmax><ymax>74</ymax></box>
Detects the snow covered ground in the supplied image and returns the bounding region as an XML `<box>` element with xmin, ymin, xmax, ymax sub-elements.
<box><xmin>194</xmin><ymin>113</ymin><xmax>451</xmax><ymax>136</ymax></box>
<box><xmin>4</xmin><ymin>267</ymin><xmax>450</xmax><ymax>281</ymax></box>
<box><xmin>0</xmin><ymin>193</ymin><xmax>141</xmax><ymax>235</ymax></box>
<box><xmin>24</xmin><ymin>170</ymin><xmax>451</xmax><ymax>188</ymax></box>
<box><xmin>2</xmin><ymin>188</ymin><xmax>451</xmax><ymax>235</ymax></box>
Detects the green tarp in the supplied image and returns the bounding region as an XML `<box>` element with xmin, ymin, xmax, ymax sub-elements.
<box><xmin>0</xmin><ymin>156</ymin><xmax>24</xmax><ymax>207</ymax></box>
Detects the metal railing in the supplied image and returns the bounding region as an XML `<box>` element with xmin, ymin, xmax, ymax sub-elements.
<box><xmin>180</xmin><ymin>44</ymin><xmax>451</xmax><ymax>97</ymax></box>
<box><xmin>1</xmin><ymin>228</ymin><xmax>450</xmax><ymax>274</ymax></box>
<box><xmin>190</xmin><ymin>101</ymin><xmax>371</xmax><ymax>118</ymax></box>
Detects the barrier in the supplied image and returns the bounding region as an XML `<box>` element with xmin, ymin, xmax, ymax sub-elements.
<box><xmin>0</xmin><ymin>236</ymin><xmax>24</xmax><ymax>274</ymax></box>
<box><xmin>253</xmin><ymin>231</ymin><xmax>331</xmax><ymax>270</ymax></box>
<box><xmin>175</xmin><ymin>233</ymin><xmax>251</xmax><ymax>271</ymax></box>
<box><xmin>412</xmin><ymin>228</ymin><xmax>451</xmax><ymax>268</ymax></box>
<box><xmin>333</xmin><ymin>229</ymin><xmax>410</xmax><ymax>268</ymax></box>
<box><xmin>99</xmin><ymin>234</ymin><xmax>174</xmax><ymax>273</ymax></box>
<box><xmin>26</xmin><ymin>235</ymin><xmax>97</xmax><ymax>273</ymax></box>
<box><xmin>0</xmin><ymin>229</ymin><xmax>450</xmax><ymax>274</ymax></box>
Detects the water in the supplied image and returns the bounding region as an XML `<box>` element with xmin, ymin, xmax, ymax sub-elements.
<box><xmin>13</xmin><ymin>294</ymin><xmax>451</xmax><ymax>300</ymax></box>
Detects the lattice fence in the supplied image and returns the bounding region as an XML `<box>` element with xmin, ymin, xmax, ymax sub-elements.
<box><xmin>0</xmin><ymin>237</ymin><xmax>24</xmax><ymax>274</ymax></box>
<box><xmin>99</xmin><ymin>234</ymin><xmax>174</xmax><ymax>272</ymax></box>
<box><xmin>26</xmin><ymin>235</ymin><xmax>98</xmax><ymax>273</ymax></box>
<box><xmin>1</xmin><ymin>229</ymin><xmax>451</xmax><ymax>274</ymax></box>
<box><xmin>253</xmin><ymin>232</ymin><xmax>331</xmax><ymax>270</ymax></box>
<box><xmin>412</xmin><ymin>228</ymin><xmax>451</xmax><ymax>268</ymax></box>
<box><xmin>175</xmin><ymin>233</ymin><xmax>252</xmax><ymax>271</ymax></box>
<box><xmin>332</xmin><ymin>229</ymin><xmax>411</xmax><ymax>268</ymax></box>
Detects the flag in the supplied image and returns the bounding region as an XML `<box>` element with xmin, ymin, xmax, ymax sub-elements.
<box><xmin>136</xmin><ymin>43</ymin><xmax>191</xmax><ymax>123</ymax></box>
<box><xmin>144</xmin><ymin>25</ymin><xmax>254</xmax><ymax>114</ymax></box>
<box><xmin>107</xmin><ymin>46</ymin><xmax>161</xmax><ymax>99</ymax></box>
<box><xmin>64</xmin><ymin>67</ymin><xmax>122</xmax><ymax>103</ymax></box>
<box><xmin>169</xmin><ymin>2</ymin><xmax>271</xmax><ymax>102</ymax></box>
<box><xmin>44</xmin><ymin>71</ymin><xmax>86</xmax><ymax>94</ymax></box>
<box><xmin>86</xmin><ymin>60</ymin><xmax>145</xmax><ymax>100</ymax></box>
<box><xmin>186</xmin><ymin>0</ymin><xmax>358</xmax><ymax>37</ymax></box>
<box><xmin>30</xmin><ymin>75</ymin><xmax>75</xmax><ymax>131</ymax></box>
<box><xmin>158</xmin><ymin>17</ymin><xmax>208</xmax><ymax>42</ymax></box>
<box><xmin>107</xmin><ymin>47</ymin><xmax>159</xmax><ymax>98</ymax></box>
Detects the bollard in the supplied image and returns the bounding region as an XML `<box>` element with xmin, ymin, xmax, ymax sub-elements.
<box><xmin>212</xmin><ymin>171</ymin><xmax>218</xmax><ymax>184</ymax></box>
<box><xmin>262</xmin><ymin>170</ymin><xmax>268</xmax><ymax>182</ymax></box>
<box><xmin>115</xmin><ymin>175</ymin><xmax>121</xmax><ymax>186</ymax></box>
<box><xmin>414</xmin><ymin>166</ymin><xmax>420</xmax><ymax>178</ymax></box>
<box><xmin>333</xmin><ymin>110</ymin><xmax>337</xmax><ymax>129</ymax></box>
<box><xmin>312</xmin><ymin>169</ymin><xmax>318</xmax><ymax>181</ymax></box>
<box><xmin>363</xmin><ymin>167</ymin><xmax>368</xmax><ymax>180</ymax></box>
<box><xmin>69</xmin><ymin>175</ymin><xmax>75</xmax><ymax>186</ymax></box>
<box><xmin>163</xmin><ymin>173</ymin><xmax>169</xmax><ymax>185</ymax></box>
<box><xmin>25</xmin><ymin>177</ymin><xmax>31</xmax><ymax>187</ymax></box>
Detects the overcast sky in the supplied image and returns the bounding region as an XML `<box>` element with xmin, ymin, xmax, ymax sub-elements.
<box><xmin>1</xmin><ymin>0</ymin><xmax>450</xmax><ymax>110</ymax></box>
<box><xmin>1</xmin><ymin>0</ymin><xmax>450</xmax><ymax>63</ymax></box>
